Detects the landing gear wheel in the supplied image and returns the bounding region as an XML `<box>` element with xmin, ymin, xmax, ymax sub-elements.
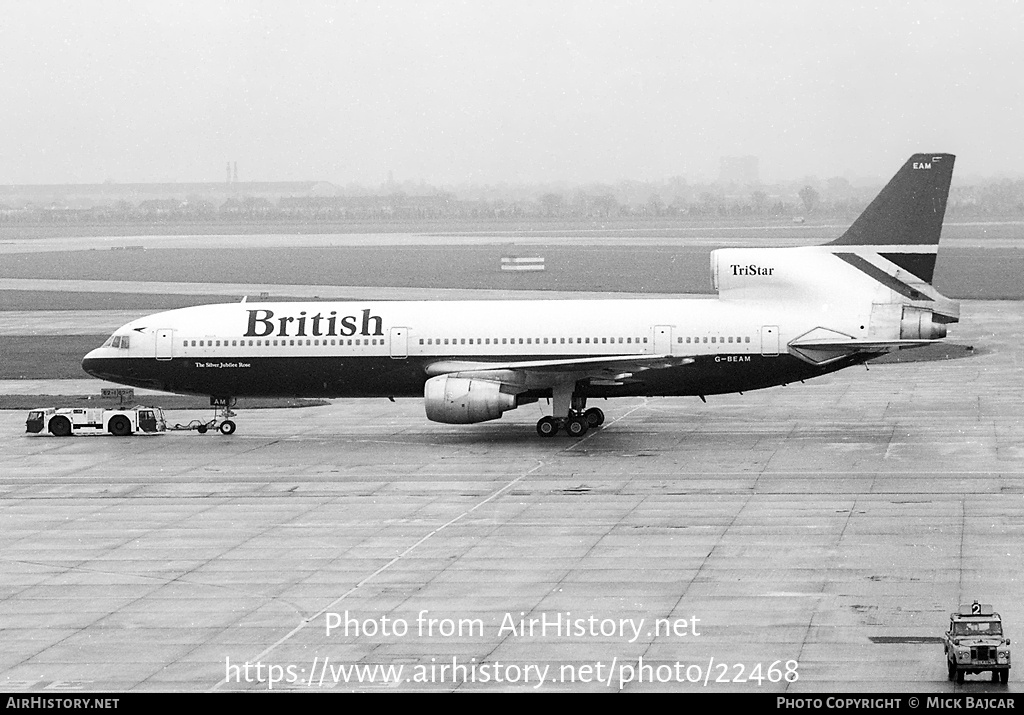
<box><xmin>565</xmin><ymin>417</ymin><xmax>588</xmax><ymax>437</ymax></box>
<box><xmin>50</xmin><ymin>416</ymin><xmax>72</xmax><ymax>437</ymax></box>
<box><xmin>109</xmin><ymin>415</ymin><xmax>132</xmax><ymax>436</ymax></box>
<box><xmin>584</xmin><ymin>407</ymin><xmax>605</xmax><ymax>428</ymax></box>
<box><xmin>536</xmin><ymin>417</ymin><xmax>558</xmax><ymax>437</ymax></box>
<box><xmin>219</xmin><ymin>420</ymin><xmax>236</xmax><ymax>436</ymax></box>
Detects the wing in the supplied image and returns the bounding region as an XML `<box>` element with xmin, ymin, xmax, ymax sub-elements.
<box><xmin>425</xmin><ymin>354</ymin><xmax>694</xmax><ymax>388</ymax></box>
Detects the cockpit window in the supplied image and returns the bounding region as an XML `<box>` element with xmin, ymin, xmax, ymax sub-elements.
<box><xmin>112</xmin><ymin>336</ymin><xmax>121</xmax><ymax>348</ymax></box>
<box><xmin>104</xmin><ymin>335</ymin><xmax>115</xmax><ymax>347</ymax></box>
<box><xmin>120</xmin><ymin>335</ymin><xmax>130</xmax><ymax>349</ymax></box>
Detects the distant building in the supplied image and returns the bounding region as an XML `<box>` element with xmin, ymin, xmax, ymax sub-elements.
<box><xmin>719</xmin><ymin>156</ymin><xmax>760</xmax><ymax>185</ymax></box>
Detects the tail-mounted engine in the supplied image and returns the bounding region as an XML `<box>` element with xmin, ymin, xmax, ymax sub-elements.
<box><xmin>900</xmin><ymin>306</ymin><xmax>947</xmax><ymax>340</ymax></box>
<box><xmin>424</xmin><ymin>375</ymin><xmax>518</xmax><ymax>424</ymax></box>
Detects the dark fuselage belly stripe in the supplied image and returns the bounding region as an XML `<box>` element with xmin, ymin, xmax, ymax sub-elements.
<box><xmin>83</xmin><ymin>352</ymin><xmax>864</xmax><ymax>400</ymax></box>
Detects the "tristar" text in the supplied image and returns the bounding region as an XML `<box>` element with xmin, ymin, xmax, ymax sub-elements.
<box><xmin>244</xmin><ymin>309</ymin><xmax>384</xmax><ymax>338</ymax></box>
<box><xmin>731</xmin><ymin>264</ymin><xmax>775</xmax><ymax>276</ymax></box>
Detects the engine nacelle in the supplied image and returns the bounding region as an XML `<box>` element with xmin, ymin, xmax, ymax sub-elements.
<box><xmin>900</xmin><ymin>306</ymin><xmax>947</xmax><ymax>340</ymax></box>
<box><xmin>424</xmin><ymin>375</ymin><xmax>518</xmax><ymax>424</ymax></box>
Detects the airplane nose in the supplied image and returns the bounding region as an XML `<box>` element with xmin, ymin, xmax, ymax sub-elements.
<box><xmin>81</xmin><ymin>347</ymin><xmax>103</xmax><ymax>377</ymax></box>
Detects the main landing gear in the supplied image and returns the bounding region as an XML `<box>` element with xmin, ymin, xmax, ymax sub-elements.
<box><xmin>535</xmin><ymin>384</ymin><xmax>605</xmax><ymax>438</ymax></box>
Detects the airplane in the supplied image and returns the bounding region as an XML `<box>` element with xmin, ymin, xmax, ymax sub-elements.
<box><xmin>82</xmin><ymin>153</ymin><xmax>960</xmax><ymax>438</ymax></box>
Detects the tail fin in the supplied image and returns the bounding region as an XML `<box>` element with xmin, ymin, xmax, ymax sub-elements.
<box><xmin>826</xmin><ymin>153</ymin><xmax>954</xmax><ymax>285</ymax></box>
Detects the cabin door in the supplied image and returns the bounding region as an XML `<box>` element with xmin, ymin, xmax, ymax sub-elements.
<box><xmin>760</xmin><ymin>325</ymin><xmax>779</xmax><ymax>357</ymax></box>
<box><xmin>654</xmin><ymin>325</ymin><xmax>673</xmax><ymax>354</ymax></box>
<box><xmin>156</xmin><ymin>329</ymin><xmax>174</xmax><ymax>361</ymax></box>
<box><xmin>389</xmin><ymin>327</ymin><xmax>409</xmax><ymax>359</ymax></box>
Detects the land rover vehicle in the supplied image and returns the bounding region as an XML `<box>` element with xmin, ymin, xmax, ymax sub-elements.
<box><xmin>944</xmin><ymin>601</ymin><xmax>1010</xmax><ymax>683</ymax></box>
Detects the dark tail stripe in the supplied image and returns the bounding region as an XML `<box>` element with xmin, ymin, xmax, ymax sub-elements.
<box><xmin>878</xmin><ymin>252</ymin><xmax>937</xmax><ymax>283</ymax></box>
<box><xmin>834</xmin><ymin>253</ymin><xmax>933</xmax><ymax>301</ymax></box>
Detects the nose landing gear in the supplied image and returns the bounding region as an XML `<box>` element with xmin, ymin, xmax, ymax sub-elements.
<box><xmin>172</xmin><ymin>396</ymin><xmax>238</xmax><ymax>434</ymax></box>
<box><xmin>210</xmin><ymin>396</ymin><xmax>237</xmax><ymax>435</ymax></box>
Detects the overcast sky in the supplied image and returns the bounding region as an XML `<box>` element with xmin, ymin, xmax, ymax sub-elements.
<box><xmin>1</xmin><ymin>1</ymin><xmax>1021</xmax><ymax>186</ymax></box>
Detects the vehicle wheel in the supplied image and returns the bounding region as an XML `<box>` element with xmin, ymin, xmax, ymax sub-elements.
<box><xmin>108</xmin><ymin>415</ymin><xmax>132</xmax><ymax>436</ymax></box>
<box><xmin>956</xmin><ymin>669</ymin><xmax>964</xmax><ymax>684</ymax></box>
<box><xmin>565</xmin><ymin>417</ymin><xmax>588</xmax><ymax>437</ymax></box>
<box><xmin>1001</xmin><ymin>670</ymin><xmax>1009</xmax><ymax>683</ymax></box>
<box><xmin>993</xmin><ymin>670</ymin><xmax>1000</xmax><ymax>682</ymax></box>
<box><xmin>49</xmin><ymin>416</ymin><xmax>72</xmax><ymax>437</ymax></box>
<box><xmin>536</xmin><ymin>417</ymin><xmax>558</xmax><ymax>437</ymax></box>
<box><xmin>197</xmin><ymin>424</ymin><xmax>208</xmax><ymax>434</ymax></box>
<box><xmin>947</xmin><ymin>659</ymin><xmax>955</xmax><ymax>681</ymax></box>
<box><xmin>584</xmin><ymin>407</ymin><xmax>605</xmax><ymax>428</ymax></box>
<box><xmin>219</xmin><ymin>420</ymin><xmax>236</xmax><ymax>435</ymax></box>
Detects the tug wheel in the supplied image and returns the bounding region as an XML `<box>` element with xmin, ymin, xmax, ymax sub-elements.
<box><xmin>49</xmin><ymin>416</ymin><xmax>72</xmax><ymax>437</ymax></box>
<box><xmin>109</xmin><ymin>415</ymin><xmax>132</xmax><ymax>437</ymax></box>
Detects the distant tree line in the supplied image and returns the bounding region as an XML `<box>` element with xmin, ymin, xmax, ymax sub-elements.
<box><xmin>1</xmin><ymin>177</ymin><xmax>1022</xmax><ymax>225</ymax></box>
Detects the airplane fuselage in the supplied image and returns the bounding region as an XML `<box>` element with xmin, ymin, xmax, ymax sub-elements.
<box><xmin>82</xmin><ymin>297</ymin><xmax>861</xmax><ymax>401</ymax></box>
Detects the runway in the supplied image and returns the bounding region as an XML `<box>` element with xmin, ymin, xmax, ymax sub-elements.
<box><xmin>1</xmin><ymin>300</ymin><xmax>1021</xmax><ymax>692</ymax></box>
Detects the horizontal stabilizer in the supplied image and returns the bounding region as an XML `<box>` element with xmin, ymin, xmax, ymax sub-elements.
<box><xmin>789</xmin><ymin>336</ymin><xmax>938</xmax><ymax>366</ymax></box>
